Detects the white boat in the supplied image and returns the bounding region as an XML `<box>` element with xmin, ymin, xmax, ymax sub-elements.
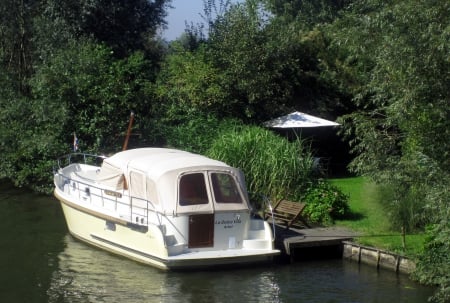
<box><xmin>53</xmin><ymin>148</ymin><xmax>280</xmax><ymax>270</ymax></box>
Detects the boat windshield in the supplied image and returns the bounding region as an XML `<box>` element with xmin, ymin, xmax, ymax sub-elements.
<box><xmin>211</xmin><ymin>173</ymin><xmax>243</xmax><ymax>204</ymax></box>
<box><xmin>179</xmin><ymin>173</ymin><xmax>209</xmax><ymax>206</ymax></box>
<box><xmin>178</xmin><ymin>172</ymin><xmax>244</xmax><ymax>207</ymax></box>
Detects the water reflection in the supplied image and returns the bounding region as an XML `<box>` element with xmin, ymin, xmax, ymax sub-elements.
<box><xmin>270</xmin><ymin>260</ymin><xmax>431</xmax><ymax>303</ymax></box>
<box><xmin>48</xmin><ymin>235</ymin><xmax>433</xmax><ymax>303</ymax></box>
<box><xmin>0</xmin><ymin>184</ymin><xmax>66</xmax><ymax>303</ymax></box>
<box><xmin>48</xmin><ymin>235</ymin><xmax>167</xmax><ymax>302</ymax></box>
<box><xmin>47</xmin><ymin>236</ymin><xmax>282</xmax><ymax>303</ymax></box>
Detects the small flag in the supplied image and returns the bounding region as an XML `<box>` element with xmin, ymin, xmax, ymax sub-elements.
<box><xmin>73</xmin><ymin>133</ymin><xmax>79</xmax><ymax>152</ymax></box>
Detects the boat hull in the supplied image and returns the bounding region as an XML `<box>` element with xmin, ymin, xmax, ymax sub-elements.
<box><xmin>55</xmin><ymin>189</ymin><xmax>279</xmax><ymax>270</ymax></box>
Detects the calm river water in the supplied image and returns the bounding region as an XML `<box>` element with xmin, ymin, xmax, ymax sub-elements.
<box><xmin>0</xmin><ymin>181</ymin><xmax>434</xmax><ymax>303</ymax></box>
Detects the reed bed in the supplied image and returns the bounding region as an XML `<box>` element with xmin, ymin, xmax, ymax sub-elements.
<box><xmin>207</xmin><ymin>125</ymin><xmax>315</xmax><ymax>204</ymax></box>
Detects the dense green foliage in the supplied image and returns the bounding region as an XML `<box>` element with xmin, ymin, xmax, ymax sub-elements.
<box><xmin>163</xmin><ymin>112</ymin><xmax>241</xmax><ymax>154</ymax></box>
<box><xmin>0</xmin><ymin>0</ymin><xmax>169</xmax><ymax>190</ymax></box>
<box><xmin>158</xmin><ymin>1</ymin><xmax>349</xmax><ymax>122</ymax></box>
<box><xmin>206</xmin><ymin>125</ymin><xmax>314</xmax><ymax>203</ymax></box>
<box><xmin>414</xmin><ymin>218</ymin><xmax>450</xmax><ymax>303</ymax></box>
<box><xmin>326</xmin><ymin>1</ymin><xmax>449</xmax><ymax>300</ymax></box>
<box><xmin>302</xmin><ymin>179</ymin><xmax>349</xmax><ymax>225</ymax></box>
<box><xmin>39</xmin><ymin>0</ymin><xmax>169</xmax><ymax>59</ymax></box>
<box><xmin>32</xmin><ymin>41</ymin><xmax>154</xmax><ymax>151</ymax></box>
<box><xmin>0</xmin><ymin>0</ymin><xmax>448</xmax><ymax>300</ymax></box>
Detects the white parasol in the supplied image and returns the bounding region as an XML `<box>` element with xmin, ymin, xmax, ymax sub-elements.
<box><xmin>264</xmin><ymin>111</ymin><xmax>340</xmax><ymax>128</ymax></box>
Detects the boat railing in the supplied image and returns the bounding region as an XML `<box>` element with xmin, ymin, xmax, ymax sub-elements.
<box><xmin>56</xmin><ymin>172</ymin><xmax>162</xmax><ymax>228</ymax></box>
<box><xmin>55</xmin><ymin>153</ymin><xmax>107</xmax><ymax>171</ymax></box>
<box><xmin>249</xmin><ymin>192</ymin><xmax>276</xmax><ymax>241</ymax></box>
<box><xmin>262</xmin><ymin>194</ymin><xmax>276</xmax><ymax>241</ymax></box>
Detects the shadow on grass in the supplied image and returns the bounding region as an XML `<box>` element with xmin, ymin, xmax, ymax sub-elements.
<box><xmin>340</xmin><ymin>210</ymin><xmax>366</xmax><ymax>221</ymax></box>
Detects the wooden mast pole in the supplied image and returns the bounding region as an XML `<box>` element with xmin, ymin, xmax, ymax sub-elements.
<box><xmin>122</xmin><ymin>111</ymin><xmax>135</xmax><ymax>151</ymax></box>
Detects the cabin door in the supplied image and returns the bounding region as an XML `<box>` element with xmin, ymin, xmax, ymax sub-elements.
<box><xmin>188</xmin><ymin>214</ymin><xmax>214</xmax><ymax>248</ymax></box>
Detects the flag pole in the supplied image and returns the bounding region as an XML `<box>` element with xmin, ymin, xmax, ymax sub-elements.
<box><xmin>73</xmin><ymin>132</ymin><xmax>78</xmax><ymax>152</ymax></box>
<box><xmin>122</xmin><ymin>111</ymin><xmax>135</xmax><ymax>151</ymax></box>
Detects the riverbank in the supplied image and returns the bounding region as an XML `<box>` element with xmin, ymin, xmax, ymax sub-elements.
<box><xmin>342</xmin><ymin>241</ymin><xmax>416</xmax><ymax>274</ymax></box>
<box><xmin>330</xmin><ymin>177</ymin><xmax>426</xmax><ymax>257</ymax></box>
<box><xmin>271</xmin><ymin>223</ymin><xmax>416</xmax><ymax>275</ymax></box>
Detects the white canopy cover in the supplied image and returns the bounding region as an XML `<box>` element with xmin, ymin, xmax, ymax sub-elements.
<box><xmin>96</xmin><ymin>148</ymin><xmax>250</xmax><ymax>215</ymax></box>
<box><xmin>264</xmin><ymin>111</ymin><xmax>340</xmax><ymax>128</ymax></box>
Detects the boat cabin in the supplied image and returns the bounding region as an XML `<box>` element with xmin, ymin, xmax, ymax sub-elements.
<box><xmin>92</xmin><ymin>148</ymin><xmax>251</xmax><ymax>217</ymax></box>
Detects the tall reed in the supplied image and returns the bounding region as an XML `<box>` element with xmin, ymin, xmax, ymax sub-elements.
<box><xmin>207</xmin><ymin>125</ymin><xmax>314</xmax><ymax>204</ymax></box>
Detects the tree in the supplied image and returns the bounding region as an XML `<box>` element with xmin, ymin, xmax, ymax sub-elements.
<box><xmin>31</xmin><ymin>40</ymin><xmax>155</xmax><ymax>151</ymax></box>
<box><xmin>206</xmin><ymin>0</ymin><xmax>351</xmax><ymax>121</ymax></box>
<box><xmin>261</xmin><ymin>0</ymin><xmax>350</xmax><ymax>26</ymax></box>
<box><xmin>0</xmin><ymin>0</ymin><xmax>171</xmax><ymax>191</ymax></box>
<box><xmin>207</xmin><ymin>2</ymin><xmax>287</xmax><ymax>120</ymax></box>
<box><xmin>414</xmin><ymin>182</ymin><xmax>450</xmax><ymax>303</ymax></box>
<box><xmin>0</xmin><ymin>40</ymin><xmax>156</xmax><ymax>192</ymax></box>
<box><xmin>159</xmin><ymin>1</ymin><xmax>348</xmax><ymax>123</ymax></box>
<box><xmin>157</xmin><ymin>43</ymin><xmax>229</xmax><ymax>114</ymax></box>
<box><xmin>42</xmin><ymin>0</ymin><xmax>171</xmax><ymax>58</ymax></box>
<box><xmin>327</xmin><ymin>1</ymin><xmax>449</xmax><ymax>300</ymax></box>
<box><xmin>0</xmin><ymin>0</ymin><xmax>38</xmax><ymax>94</ymax></box>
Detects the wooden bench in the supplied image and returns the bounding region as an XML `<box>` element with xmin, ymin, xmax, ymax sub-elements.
<box><xmin>264</xmin><ymin>199</ymin><xmax>309</xmax><ymax>229</ymax></box>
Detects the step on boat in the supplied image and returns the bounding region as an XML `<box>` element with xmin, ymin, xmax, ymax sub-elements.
<box><xmin>53</xmin><ymin>148</ymin><xmax>280</xmax><ymax>270</ymax></box>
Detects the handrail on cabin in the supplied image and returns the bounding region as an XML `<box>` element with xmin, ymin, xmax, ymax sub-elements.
<box><xmin>55</xmin><ymin>153</ymin><xmax>107</xmax><ymax>171</ymax></box>
<box><xmin>56</xmin><ymin>172</ymin><xmax>158</xmax><ymax>226</ymax></box>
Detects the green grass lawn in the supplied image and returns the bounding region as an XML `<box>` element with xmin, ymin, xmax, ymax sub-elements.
<box><xmin>330</xmin><ymin>176</ymin><xmax>425</xmax><ymax>257</ymax></box>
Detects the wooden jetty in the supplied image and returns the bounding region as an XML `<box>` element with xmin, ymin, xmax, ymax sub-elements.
<box><xmin>271</xmin><ymin>223</ymin><xmax>416</xmax><ymax>274</ymax></box>
<box><xmin>264</xmin><ymin>199</ymin><xmax>355</xmax><ymax>261</ymax></box>
<box><xmin>272</xmin><ymin>224</ymin><xmax>356</xmax><ymax>262</ymax></box>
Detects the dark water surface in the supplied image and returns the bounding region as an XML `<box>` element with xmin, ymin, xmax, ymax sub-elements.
<box><xmin>0</xmin><ymin>182</ymin><xmax>434</xmax><ymax>303</ymax></box>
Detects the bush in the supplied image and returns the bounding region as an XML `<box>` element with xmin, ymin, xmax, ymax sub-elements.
<box><xmin>302</xmin><ymin>179</ymin><xmax>350</xmax><ymax>225</ymax></box>
<box><xmin>162</xmin><ymin>109</ymin><xmax>240</xmax><ymax>154</ymax></box>
<box><xmin>207</xmin><ymin>125</ymin><xmax>315</xmax><ymax>206</ymax></box>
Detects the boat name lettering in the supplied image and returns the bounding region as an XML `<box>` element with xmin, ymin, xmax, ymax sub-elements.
<box><xmin>215</xmin><ymin>219</ymin><xmax>242</xmax><ymax>225</ymax></box>
<box><xmin>104</xmin><ymin>190</ymin><xmax>122</xmax><ymax>198</ymax></box>
<box><xmin>215</xmin><ymin>218</ymin><xmax>242</xmax><ymax>229</ymax></box>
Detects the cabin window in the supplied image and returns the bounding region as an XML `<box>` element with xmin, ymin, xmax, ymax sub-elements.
<box><xmin>179</xmin><ymin>173</ymin><xmax>209</xmax><ymax>206</ymax></box>
<box><xmin>211</xmin><ymin>173</ymin><xmax>243</xmax><ymax>204</ymax></box>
